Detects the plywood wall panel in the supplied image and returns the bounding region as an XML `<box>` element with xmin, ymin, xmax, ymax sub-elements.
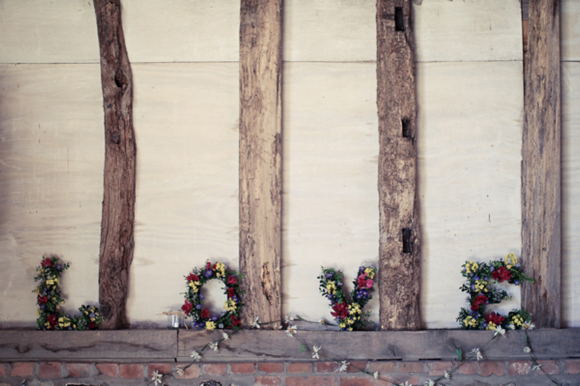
<box><xmin>122</xmin><ymin>0</ymin><xmax>240</xmax><ymax>63</ymax></box>
<box><xmin>414</xmin><ymin>0</ymin><xmax>523</xmax><ymax>62</ymax></box>
<box><xmin>282</xmin><ymin>63</ymin><xmax>379</xmax><ymax>326</ymax></box>
<box><xmin>0</xmin><ymin>0</ymin><xmax>99</xmax><ymax>64</ymax></box>
<box><xmin>418</xmin><ymin>61</ymin><xmax>524</xmax><ymax>329</ymax></box>
<box><xmin>283</xmin><ymin>0</ymin><xmax>375</xmax><ymax>62</ymax></box>
<box><xmin>0</xmin><ymin>64</ymin><xmax>104</xmax><ymax>326</ymax></box>
<box><xmin>562</xmin><ymin>63</ymin><xmax>580</xmax><ymax>328</ymax></box>
<box><xmin>127</xmin><ymin>63</ymin><xmax>239</xmax><ymax>325</ymax></box>
<box><xmin>562</xmin><ymin>1</ymin><xmax>580</xmax><ymax>62</ymax></box>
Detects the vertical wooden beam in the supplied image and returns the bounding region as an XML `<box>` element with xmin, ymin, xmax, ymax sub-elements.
<box><xmin>239</xmin><ymin>0</ymin><xmax>283</xmax><ymax>325</ymax></box>
<box><xmin>377</xmin><ymin>0</ymin><xmax>421</xmax><ymax>330</ymax></box>
<box><xmin>94</xmin><ymin>0</ymin><xmax>136</xmax><ymax>329</ymax></box>
<box><xmin>522</xmin><ymin>0</ymin><xmax>561</xmax><ymax>328</ymax></box>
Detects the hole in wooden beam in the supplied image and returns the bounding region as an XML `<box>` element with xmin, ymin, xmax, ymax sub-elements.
<box><xmin>402</xmin><ymin>228</ymin><xmax>412</xmax><ymax>254</ymax></box>
<box><xmin>402</xmin><ymin>118</ymin><xmax>412</xmax><ymax>139</ymax></box>
<box><xmin>395</xmin><ymin>7</ymin><xmax>405</xmax><ymax>32</ymax></box>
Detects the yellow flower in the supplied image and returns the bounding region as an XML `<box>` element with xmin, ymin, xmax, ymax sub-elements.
<box><xmin>505</xmin><ymin>253</ymin><xmax>518</xmax><ymax>269</ymax></box>
<box><xmin>348</xmin><ymin>327</ymin><xmax>353</xmax><ymax>331</ymax></box>
<box><xmin>54</xmin><ymin>278</ymin><xmax>60</xmax><ymax>286</ymax></box>
<box><xmin>46</xmin><ymin>279</ymin><xmax>54</xmax><ymax>286</ymax></box>
<box><xmin>346</xmin><ymin>318</ymin><xmax>354</xmax><ymax>325</ymax></box>
<box><xmin>364</xmin><ymin>267</ymin><xmax>375</xmax><ymax>279</ymax></box>
<box><xmin>339</xmin><ymin>322</ymin><xmax>346</xmax><ymax>329</ymax></box>
<box><xmin>348</xmin><ymin>303</ymin><xmax>361</xmax><ymax>315</ymax></box>
<box><xmin>215</xmin><ymin>262</ymin><xmax>226</xmax><ymax>277</ymax></box>
<box><xmin>512</xmin><ymin>315</ymin><xmax>524</xmax><ymax>326</ymax></box>
<box><xmin>36</xmin><ymin>309</ymin><xmax>40</xmax><ymax>315</ymax></box>
<box><xmin>326</xmin><ymin>281</ymin><xmax>337</xmax><ymax>294</ymax></box>
<box><xmin>224</xmin><ymin>299</ymin><xmax>236</xmax><ymax>312</ymax></box>
<box><xmin>189</xmin><ymin>281</ymin><xmax>201</xmax><ymax>293</ymax></box>
<box><xmin>487</xmin><ymin>322</ymin><xmax>497</xmax><ymax>331</ymax></box>
<box><xmin>475</xmin><ymin>280</ymin><xmax>488</xmax><ymax>292</ymax></box>
<box><xmin>206</xmin><ymin>321</ymin><xmax>216</xmax><ymax>330</ymax></box>
<box><xmin>463</xmin><ymin>316</ymin><xmax>478</xmax><ymax>328</ymax></box>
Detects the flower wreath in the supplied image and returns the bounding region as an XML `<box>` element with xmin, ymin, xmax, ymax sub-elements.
<box><xmin>33</xmin><ymin>255</ymin><xmax>103</xmax><ymax>330</ymax></box>
<box><xmin>182</xmin><ymin>261</ymin><xmax>243</xmax><ymax>330</ymax></box>
<box><xmin>456</xmin><ymin>253</ymin><xmax>535</xmax><ymax>330</ymax></box>
<box><xmin>318</xmin><ymin>265</ymin><xmax>377</xmax><ymax>331</ymax></box>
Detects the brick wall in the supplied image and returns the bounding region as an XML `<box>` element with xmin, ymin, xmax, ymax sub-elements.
<box><xmin>1</xmin><ymin>359</ymin><xmax>579</xmax><ymax>386</ymax></box>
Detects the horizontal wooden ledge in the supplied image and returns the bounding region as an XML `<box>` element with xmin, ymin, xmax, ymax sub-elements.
<box><xmin>0</xmin><ymin>329</ymin><xmax>578</xmax><ymax>362</ymax></box>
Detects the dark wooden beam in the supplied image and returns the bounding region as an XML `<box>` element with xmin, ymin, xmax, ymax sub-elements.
<box><xmin>521</xmin><ymin>0</ymin><xmax>562</xmax><ymax>329</ymax></box>
<box><xmin>94</xmin><ymin>0</ymin><xmax>137</xmax><ymax>330</ymax></box>
<box><xmin>376</xmin><ymin>0</ymin><xmax>421</xmax><ymax>330</ymax></box>
<box><xmin>239</xmin><ymin>0</ymin><xmax>283</xmax><ymax>326</ymax></box>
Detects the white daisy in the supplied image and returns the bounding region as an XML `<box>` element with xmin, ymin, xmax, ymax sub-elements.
<box><xmin>524</xmin><ymin>346</ymin><xmax>531</xmax><ymax>353</ymax></box>
<box><xmin>339</xmin><ymin>361</ymin><xmax>349</xmax><ymax>372</ymax></box>
<box><xmin>222</xmin><ymin>332</ymin><xmax>230</xmax><ymax>341</ymax></box>
<box><xmin>470</xmin><ymin>348</ymin><xmax>483</xmax><ymax>361</ymax></box>
<box><xmin>190</xmin><ymin>350</ymin><xmax>202</xmax><ymax>361</ymax></box>
<box><xmin>286</xmin><ymin>325</ymin><xmax>298</xmax><ymax>337</ymax></box>
<box><xmin>494</xmin><ymin>326</ymin><xmax>506</xmax><ymax>337</ymax></box>
<box><xmin>251</xmin><ymin>316</ymin><xmax>261</xmax><ymax>329</ymax></box>
<box><xmin>312</xmin><ymin>346</ymin><xmax>321</xmax><ymax>360</ymax></box>
<box><xmin>425</xmin><ymin>380</ymin><xmax>435</xmax><ymax>386</ymax></box>
<box><xmin>151</xmin><ymin>370</ymin><xmax>163</xmax><ymax>385</ymax></box>
<box><xmin>444</xmin><ymin>370</ymin><xmax>451</xmax><ymax>379</ymax></box>
<box><xmin>209</xmin><ymin>342</ymin><xmax>219</xmax><ymax>352</ymax></box>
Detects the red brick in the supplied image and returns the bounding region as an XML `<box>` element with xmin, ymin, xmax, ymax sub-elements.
<box><xmin>231</xmin><ymin>362</ymin><xmax>256</xmax><ymax>374</ymax></box>
<box><xmin>119</xmin><ymin>363</ymin><xmax>144</xmax><ymax>379</ymax></box>
<box><xmin>175</xmin><ymin>363</ymin><xmax>200</xmax><ymax>379</ymax></box>
<box><xmin>38</xmin><ymin>362</ymin><xmax>62</xmax><ymax>379</ymax></box>
<box><xmin>0</xmin><ymin>364</ymin><xmax>7</xmax><ymax>376</ymax></box>
<box><xmin>480</xmin><ymin>361</ymin><xmax>506</xmax><ymax>377</ymax></box>
<box><xmin>11</xmin><ymin>362</ymin><xmax>34</xmax><ymax>378</ymax></box>
<box><xmin>66</xmin><ymin>363</ymin><xmax>93</xmax><ymax>378</ymax></box>
<box><xmin>258</xmin><ymin>362</ymin><xmax>285</xmax><ymax>373</ymax></box>
<box><xmin>565</xmin><ymin>359</ymin><xmax>580</xmax><ymax>374</ymax></box>
<box><xmin>427</xmin><ymin>361</ymin><xmax>453</xmax><ymax>376</ymax></box>
<box><xmin>508</xmin><ymin>360</ymin><xmax>532</xmax><ymax>375</ymax></box>
<box><xmin>340</xmin><ymin>376</ymin><xmax>380</xmax><ymax>385</ymax></box>
<box><xmin>286</xmin><ymin>375</ymin><xmax>339</xmax><ymax>386</ymax></box>
<box><xmin>287</xmin><ymin>362</ymin><xmax>314</xmax><ymax>373</ymax></box>
<box><xmin>399</xmin><ymin>362</ymin><xmax>425</xmax><ymax>373</ymax></box>
<box><xmin>455</xmin><ymin>361</ymin><xmax>478</xmax><ymax>375</ymax></box>
<box><xmin>147</xmin><ymin>363</ymin><xmax>172</xmax><ymax>379</ymax></box>
<box><xmin>317</xmin><ymin>361</ymin><xmax>340</xmax><ymax>373</ymax></box>
<box><xmin>367</xmin><ymin>362</ymin><xmax>396</xmax><ymax>374</ymax></box>
<box><xmin>255</xmin><ymin>375</ymin><xmax>282</xmax><ymax>385</ymax></box>
<box><xmin>202</xmin><ymin>363</ymin><xmax>227</xmax><ymax>375</ymax></box>
<box><xmin>536</xmin><ymin>360</ymin><xmax>560</xmax><ymax>375</ymax></box>
<box><xmin>96</xmin><ymin>363</ymin><xmax>118</xmax><ymax>377</ymax></box>
<box><xmin>346</xmin><ymin>361</ymin><xmax>368</xmax><ymax>373</ymax></box>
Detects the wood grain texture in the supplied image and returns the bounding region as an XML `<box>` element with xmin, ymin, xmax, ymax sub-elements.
<box><xmin>377</xmin><ymin>0</ymin><xmax>421</xmax><ymax>330</ymax></box>
<box><xmin>0</xmin><ymin>330</ymin><xmax>176</xmax><ymax>360</ymax></box>
<box><xmin>239</xmin><ymin>0</ymin><xmax>283</xmax><ymax>326</ymax></box>
<box><xmin>0</xmin><ymin>64</ymin><xmax>104</xmax><ymax>326</ymax></box>
<box><xmin>413</xmin><ymin>0</ymin><xmax>523</xmax><ymax>62</ymax></box>
<box><xmin>281</xmin><ymin>63</ymin><xmax>379</xmax><ymax>325</ymax></box>
<box><xmin>94</xmin><ymin>0</ymin><xmax>136</xmax><ymax>330</ymax></box>
<box><xmin>562</xmin><ymin>0</ymin><xmax>580</xmax><ymax>61</ymax></box>
<box><xmin>0</xmin><ymin>0</ymin><xmax>99</xmax><ymax>64</ymax></box>
<box><xmin>283</xmin><ymin>0</ymin><xmax>375</xmax><ymax>62</ymax></box>
<box><xmin>561</xmin><ymin>63</ymin><xmax>580</xmax><ymax>328</ymax></box>
<box><xmin>122</xmin><ymin>0</ymin><xmax>240</xmax><ymax>63</ymax></box>
<box><xmin>126</xmin><ymin>63</ymin><xmax>239</xmax><ymax>325</ymax></box>
<box><xmin>417</xmin><ymin>62</ymin><xmax>524</xmax><ymax>329</ymax></box>
<box><xmin>177</xmin><ymin>329</ymin><xmax>580</xmax><ymax>361</ymax></box>
<box><xmin>521</xmin><ymin>0</ymin><xmax>561</xmax><ymax>329</ymax></box>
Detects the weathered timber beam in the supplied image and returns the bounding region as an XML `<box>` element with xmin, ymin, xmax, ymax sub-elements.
<box><xmin>376</xmin><ymin>0</ymin><xmax>421</xmax><ymax>330</ymax></box>
<box><xmin>239</xmin><ymin>0</ymin><xmax>283</xmax><ymax>326</ymax></box>
<box><xmin>522</xmin><ymin>0</ymin><xmax>561</xmax><ymax>328</ymax></box>
<box><xmin>94</xmin><ymin>0</ymin><xmax>136</xmax><ymax>329</ymax></box>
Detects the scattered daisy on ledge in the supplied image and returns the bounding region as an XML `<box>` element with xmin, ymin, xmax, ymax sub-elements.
<box><xmin>470</xmin><ymin>347</ymin><xmax>483</xmax><ymax>361</ymax></box>
<box><xmin>209</xmin><ymin>342</ymin><xmax>219</xmax><ymax>352</ymax></box>
<box><xmin>251</xmin><ymin>316</ymin><xmax>261</xmax><ymax>329</ymax></box>
<box><xmin>190</xmin><ymin>350</ymin><xmax>202</xmax><ymax>361</ymax></box>
<box><xmin>339</xmin><ymin>361</ymin><xmax>349</xmax><ymax>372</ymax></box>
<box><xmin>424</xmin><ymin>380</ymin><xmax>435</xmax><ymax>386</ymax></box>
<box><xmin>373</xmin><ymin>371</ymin><xmax>379</xmax><ymax>379</ymax></box>
<box><xmin>312</xmin><ymin>346</ymin><xmax>321</xmax><ymax>360</ymax></box>
<box><xmin>151</xmin><ymin>370</ymin><xmax>163</xmax><ymax>385</ymax></box>
<box><xmin>286</xmin><ymin>325</ymin><xmax>298</xmax><ymax>337</ymax></box>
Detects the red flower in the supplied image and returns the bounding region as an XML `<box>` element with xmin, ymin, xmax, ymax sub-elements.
<box><xmin>227</xmin><ymin>287</ymin><xmax>236</xmax><ymax>298</ymax></box>
<box><xmin>231</xmin><ymin>315</ymin><xmax>241</xmax><ymax>326</ymax></box>
<box><xmin>201</xmin><ymin>308</ymin><xmax>210</xmax><ymax>319</ymax></box>
<box><xmin>186</xmin><ymin>273</ymin><xmax>199</xmax><ymax>282</ymax></box>
<box><xmin>485</xmin><ymin>312</ymin><xmax>505</xmax><ymax>326</ymax></box>
<box><xmin>37</xmin><ymin>295</ymin><xmax>48</xmax><ymax>304</ymax></box>
<box><xmin>471</xmin><ymin>294</ymin><xmax>488</xmax><ymax>311</ymax></box>
<box><xmin>492</xmin><ymin>266</ymin><xmax>512</xmax><ymax>283</ymax></box>
<box><xmin>227</xmin><ymin>275</ymin><xmax>238</xmax><ymax>285</ymax></box>
<box><xmin>356</xmin><ymin>274</ymin><xmax>367</xmax><ymax>288</ymax></box>
<box><xmin>41</xmin><ymin>258</ymin><xmax>52</xmax><ymax>268</ymax></box>
<box><xmin>365</xmin><ymin>279</ymin><xmax>374</xmax><ymax>289</ymax></box>
<box><xmin>331</xmin><ymin>302</ymin><xmax>349</xmax><ymax>319</ymax></box>
<box><xmin>88</xmin><ymin>322</ymin><xmax>96</xmax><ymax>330</ymax></box>
<box><xmin>47</xmin><ymin>314</ymin><xmax>58</xmax><ymax>327</ymax></box>
<box><xmin>181</xmin><ymin>300</ymin><xmax>193</xmax><ymax>314</ymax></box>
<box><xmin>206</xmin><ymin>262</ymin><xmax>213</xmax><ymax>270</ymax></box>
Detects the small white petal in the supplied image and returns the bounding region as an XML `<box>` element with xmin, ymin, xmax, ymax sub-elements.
<box><xmin>424</xmin><ymin>380</ymin><xmax>435</xmax><ymax>386</ymax></box>
<box><xmin>533</xmin><ymin>364</ymin><xmax>542</xmax><ymax>371</ymax></box>
<box><xmin>524</xmin><ymin>346</ymin><xmax>531</xmax><ymax>353</ymax></box>
<box><xmin>339</xmin><ymin>361</ymin><xmax>349</xmax><ymax>372</ymax></box>
<box><xmin>151</xmin><ymin>370</ymin><xmax>163</xmax><ymax>385</ymax></box>
<box><xmin>190</xmin><ymin>350</ymin><xmax>202</xmax><ymax>361</ymax></box>
<box><xmin>222</xmin><ymin>332</ymin><xmax>230</xmax><ymax>341</ymax></box>
<box><xmin>373</xmin><ymin>371</ymin><xmax>379</xmax><ymax>379</ymax></box>
<box><xmin>444</xmin><ymin>371</ymin><xmax>451</xmax><ymax>379</ymax></box>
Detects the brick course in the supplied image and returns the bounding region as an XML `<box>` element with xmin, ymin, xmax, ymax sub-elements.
<box><xmin>119</xmin><ymin>363</ymin><xmax>144</xmax><ymax>379</ymax></box>
<box><xmin>37</xmin><ymin>362</ymin><xmax>61</xmax><ymax>379</ymax></box>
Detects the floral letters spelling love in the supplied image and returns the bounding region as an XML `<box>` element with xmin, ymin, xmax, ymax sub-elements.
<box><xmin>33</xmin><ymin>255</ymin><xmax>103</xmax><ymax>330</ymax></box>
<box><xmin>182</xmin><ymin>261</ymin><xmax>243</xmax><ymax>330</ymax></box>
<box><xmin>456</xmin><ymin>253</ymin><xmax>535</xmax><ymax>331</ymax></box>
<box><xmin>318</xmin><ymin>266</ymin><xmax>377</xmax><ymax>331</ymax></box>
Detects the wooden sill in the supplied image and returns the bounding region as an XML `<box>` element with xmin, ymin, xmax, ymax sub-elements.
<box><xmin>0</xmin><ymin>329</ymin><xmax>579</xmax><ymax>362</ymax></box>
